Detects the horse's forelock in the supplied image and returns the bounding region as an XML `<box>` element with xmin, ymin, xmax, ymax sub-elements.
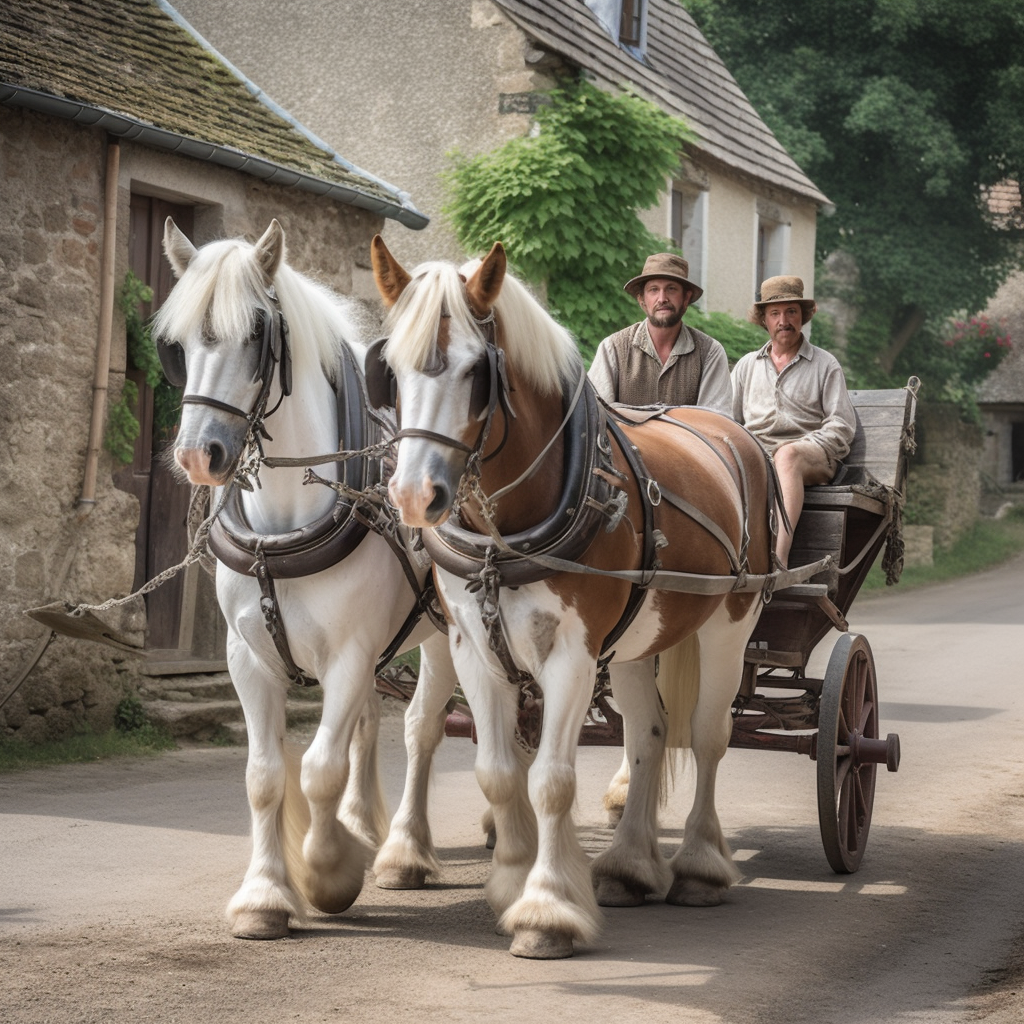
<box><xmin>152</xmin><ymin>238</ymin><xmax>355</xmax><ymax>381</ymax></box>
<box><xmin>153</xmin><ymin>239</ymin><xmax>262</xmax><ymax>345</ymax></box>
<box><xmin>383</xmin><ymin>263</ymin><xmax>477</xmax><ymax>373</ymax></box>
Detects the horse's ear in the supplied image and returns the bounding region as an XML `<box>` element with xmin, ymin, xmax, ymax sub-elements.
<box><xmin>466</xmin><ymin>242</ymin><xmax>506</xmax><ymax>314</ymax></box>
<box><xmin>255</xmin><ymin>219</ymin><xmax>285</xmax><ymax>283</ymax></box>
<box><xmin>371</xmin><ymin>234</ymin><xmax>411</xmax><ymax>307</ymax></box>
<box><xmin>163</xmin><ymin>217</ymin><xmax>198</xmax><ymax>279</ymax></box>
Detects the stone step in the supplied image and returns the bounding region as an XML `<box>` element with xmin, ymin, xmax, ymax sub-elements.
<box><xmin>140</xmin><ymin>672</ymin><xmax>325</xmax><ymax>745</ymax></box>
<box><xmin>138</xmin><ymin>675</ymin><xmax>237</xmax><ymax>703</ymax></box>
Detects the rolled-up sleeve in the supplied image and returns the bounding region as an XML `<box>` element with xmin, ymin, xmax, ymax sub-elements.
<box><xmin>587</xmin><ymin>338</ymin><xmax>619</xmax><ymax>404</ymax></box>
<box><xmin>697</xmin><ymin>341</ymin><xmax>734</xmax><ymax>417</ymax></box>
<box><xmin>806</xmin><ymin>361</ymin><xmax>856</xmax><ymax>463</ymax></box>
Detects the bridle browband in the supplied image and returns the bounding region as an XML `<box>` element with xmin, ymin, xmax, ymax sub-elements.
<box><xmin>366</xmin><ymin>307</ymin><xmax>516</xmax><ymax>468</ymax></box>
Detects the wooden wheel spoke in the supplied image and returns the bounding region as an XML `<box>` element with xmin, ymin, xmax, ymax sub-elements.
<box><xmin>818</xmin><ymin>634</ymin><xmax>881</xmax><ymax>874</ymax></box>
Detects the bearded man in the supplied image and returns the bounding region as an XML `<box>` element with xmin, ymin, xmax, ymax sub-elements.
<box><xmin>588</xmin><ymin>252</ymin><xmax>732</xmax><ymax>415</ymax></box>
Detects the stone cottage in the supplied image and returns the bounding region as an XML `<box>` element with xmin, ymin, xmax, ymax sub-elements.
<box><xmin>171</xmin><ymin>0</ymin><xmax>831</xmax><ymax>320</ymax></box>
<box><xmin>0</xmin><ymin>0</ymin><xmax>425</xmax><ymax>742</ymax></box>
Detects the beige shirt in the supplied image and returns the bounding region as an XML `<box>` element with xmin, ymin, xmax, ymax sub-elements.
<box><xmin>588</xmin><ymin>320</ymin><xmax>733</xmax><ymax>415</ymax></box>
<box><xmin>731</xmin><ymin>335</ymin><xmax>856</xmax><ymax>464</ymax></box>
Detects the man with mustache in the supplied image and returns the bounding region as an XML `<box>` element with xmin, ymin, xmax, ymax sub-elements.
<box><xmin>731</xmin><ymin>276</ymin><xmax>856</xmax><ymax>568</ymax></box>
<box><xmin>588</xmin><ymin>252</ymin><xmax>732</xmax><ymax>415</ymax></box>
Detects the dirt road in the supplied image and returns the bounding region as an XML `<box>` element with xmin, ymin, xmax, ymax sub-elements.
<box><xmin>2</xmin><ymin>555</ymin><xmax>1023</xmax><ymax>1024</ymax></box>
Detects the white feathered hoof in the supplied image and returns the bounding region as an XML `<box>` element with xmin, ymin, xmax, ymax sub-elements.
<box><xmin>665</xmin><ymin>877</ymin><xmax>727</xmax><ymax>907</ymax></box>
<box><xmin>595</xmin><ymin>876</ymin><xmax>646</xmax><ymax>907</ymax></box>
<box><xmin>509</xmin><ymin>928</ymin><xmax>574</xmax><ymax>960</ymax></box>
<box><xmin>374</xmin><ymin>866</ymin><xmax>427</xmax><ymax>890</ymax></box>
<box><xmin>231</xmin><ymin>909</ymin><xmax>290</xmax><ymax>940</ymax></box>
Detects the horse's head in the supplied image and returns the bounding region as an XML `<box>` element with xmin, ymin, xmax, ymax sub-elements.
<box><xmin>370</xmin><ymin>235</ymin><xmax>507</xmax><ymax>526</ymax></box>
<box><xmin>153</xmin><ymin>219</ymin><xmax>291</xmax><ymax>486</ymax></box>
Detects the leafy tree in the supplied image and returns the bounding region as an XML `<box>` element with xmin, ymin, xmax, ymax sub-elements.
<box><xmin>444</xmin><ymin>78</ymin><xmax>696</xmax><ymax>358</ymax></box>
<box><xmin>687</xmin><ymin>0</ymin><xmax>1024</xmax><ymax>390</ymax></box>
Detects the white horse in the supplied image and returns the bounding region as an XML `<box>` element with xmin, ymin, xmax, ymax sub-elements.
<box><xmin>154</xmin><ymin>219</ymin><xmax>457</xmax><ymax>940</ymax></box>
<box><xmin>370</xmin><ymin>237</ymin><xmax>775</xmax><ymax>959</ymax></box>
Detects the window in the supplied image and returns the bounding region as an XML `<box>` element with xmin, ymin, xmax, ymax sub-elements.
<box><xmin>584</xmin><ymin>0</ymin><xmax>647</xmax><ymax>54</ymax></box>
<box><xmin>756</xmin><ymin>217</ymin><xmax>789</xmax><ymax>292</ymax></box>
<box><xmin>620</xmin><ymin>0</ymin><xmax>643</xmax><ymax>47</ymax></box>
<box><xmin>671</xmin><ymin>186</ymin><xmax>706</xmax><ymax>300</ymax></box>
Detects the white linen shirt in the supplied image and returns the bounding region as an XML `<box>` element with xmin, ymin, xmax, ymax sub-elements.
<box><xmin>731</xmin><ymin>335</ymin><xmax>856</xmax><ymax>464</ymax></box>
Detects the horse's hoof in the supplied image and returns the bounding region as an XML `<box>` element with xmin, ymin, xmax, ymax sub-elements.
<box><xmin>231</xmin><ymin>909</ymin><xmax>290</xmax><ymax>940</ymax></box>
<box><xmin>485</xmin><ymin>825</ymin><xmax>497</xmax><ymax>850</ymax></box>
<box><xmin>606</xmin><ymin>806</ymin><xmax>624</xmax><ymax>827</ymax></box>
<box><xmin>595</xmin><ymin>877</ymin><xmax>646</xmax><ymax>907</ymax></box>
<box><xmin>665</xmin><ymin>878</ymin><xmax>726</xmax><ymax>907</ymax></box>
<box><xmin>374</xmin><ymin>866</ymin><xmax>427</xmax><ymax>890</ymax></box>
<box><xmin>510</xmin><ymin>928</ymin><xmax>574</xmax><ymax>960</ymax></box>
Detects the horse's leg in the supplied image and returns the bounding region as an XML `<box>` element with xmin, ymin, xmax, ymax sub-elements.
<box><xmin>665</xmin><ymin>602</ymin><xmax>757</xmax><ymax>906</ymax></box>
<box><xmin>339</xmin><ymin>688</ymin><xmax>389</xmax><ymax>849</ymax></box>
<box><xmin>374</xmin><ymin>632</ymin><xmax>457</xmax><ymax>889</ymax></box>
<box><xmin>592</xmin><ymin>658</ymin><xmax>672</xmax><ymax>907</ymax></box>
<box><xmin>453</xmin><ymin>642</ymin><xmax>537</xmax><ymax>927</ymax></box>
<box><xmin>603</xmin><ymin>750</ymin><xmax>630</xmax><ymax>825</ymax></box>
<box><xmin>600</xmin><ymin>653</ymin><xmax>654</xmax><ymax>824</ymax></box>
<box><xmin>501</xmin><ymin>645</ymin><xmax>601</xmax><ymax>960</ymax></box>
<box><xmin>224</xmin><ymin>636</ymin><xmax>300</xmax><ymax>940</ymax></box>
<box><xmin>291</xmin><ymin>658</ymin><xmax>375</xmax><ymax>916</ymax></box>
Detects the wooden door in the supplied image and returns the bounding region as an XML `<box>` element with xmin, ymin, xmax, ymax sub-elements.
<box><xmin>115</xmin><ymin>196</ymin><xmax>227</xmax><ymax>671</ymax></box>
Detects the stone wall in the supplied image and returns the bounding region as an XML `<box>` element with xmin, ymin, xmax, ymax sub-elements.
<box><xmin>0</xmin><ymin>107</ymin><xmax>383</xmax><ymax>744</ymax></box>
<box><xmin>905</xmin><ymin>403</ymin><xmax>983</xmax><ymax>551</ymax></box>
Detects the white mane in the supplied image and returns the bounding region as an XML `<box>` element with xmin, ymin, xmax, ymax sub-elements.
<box><xmin>382</xmin><ymin>258</ymin><xmax>580</xmax><ymax>394</ymax></box>
<box><xmin>153</xmin><ymin>236</ymin><xmax>363</xmax><ymax>384</ymax></box>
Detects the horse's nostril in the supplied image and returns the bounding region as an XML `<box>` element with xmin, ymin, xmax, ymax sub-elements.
<box><xmin>207</xmin><ymin>441</ymin><xmax>228</xmax><ymax>475</ymax></box>
<box><xmin>426</xmin><ymin>483</ymin><xmax>451</xmax><ymax>521</ymax></box>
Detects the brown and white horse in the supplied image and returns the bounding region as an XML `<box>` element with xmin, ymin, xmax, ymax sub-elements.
<box><xmin>370</xmin><ymin>237</ymin><xmax>775</xmax><ymax>958</ymax></box>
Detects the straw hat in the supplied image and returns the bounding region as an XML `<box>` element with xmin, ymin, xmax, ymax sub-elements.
<box><xmin>624</xmin><ymin>252</ymin><xmax>703</xmax><ymax>302</ymax></box>
<box><xmin>748</xmin><ymin>275</ymin><xmax>817</xmax><ymax>327</ymax></box>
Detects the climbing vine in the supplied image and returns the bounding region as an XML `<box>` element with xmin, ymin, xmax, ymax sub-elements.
<box><xmin>444</xmin><ymin>78</ymin><xmax>697</xmax><ymax>358</ymax></box>
<box><xmin>104</xmin><ymin>272</ymin><xmax>181</xmax><ymax>464</ymax></box>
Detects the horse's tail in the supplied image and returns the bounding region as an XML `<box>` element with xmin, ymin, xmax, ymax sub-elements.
<box><xmin>280</xmin><ymin>741</ymin><xmax>313</xmax><ymax>911</ymax></box>
<box><xmin>656</xmin><ymin>632</ymin><xmax>700</xmax><ymax>792</ymax></box>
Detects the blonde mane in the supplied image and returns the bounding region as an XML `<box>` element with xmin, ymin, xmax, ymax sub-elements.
<box><xmin>152</xmin><ymin>236</ymin><xmax>362</xmax><ymax>384</ymax></box>
<box><xmin>382</xmin><ymin>258</ymin><xmax>580</xmax><ymax>394</ymax></box>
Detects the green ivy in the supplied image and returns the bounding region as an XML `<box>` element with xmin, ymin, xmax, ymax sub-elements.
<box><xmin>685</xmin><ymin>307</ymin><xmax>766</xmax><ymax>365</ymax></box>
<box><xmin>444</xmin><ymin>79</ymin><xmax>696</xmax><ymax>359</ymax></box>
<box><xmin>104</xmin><ymin>378</ymin><xmax>140</xmax><ymax>464</ymax></box>
<box><xmin>119</xmin><ymin>272</ymin><xmax>163</xmax><ymax>389</ymax></box>
<box><xmin>104</xmin><ymin>272</ymin><xmax>182</xmax><ymax>464</ymax></box>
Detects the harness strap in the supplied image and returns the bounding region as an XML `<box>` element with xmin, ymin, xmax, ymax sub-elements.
<box><xmin>654</xmin><ymin>482</ymin><xmax>742</xmax><ymax>574</ymax></box>
<box><xmin>597</xmin><ymin>416</ymin><xmax>659</xmax><ymax>656</ymax></box>
<box><xmin>253</xmin><ymin>551</ymin><xmax>317</xmax><ymax>687</ymax></box>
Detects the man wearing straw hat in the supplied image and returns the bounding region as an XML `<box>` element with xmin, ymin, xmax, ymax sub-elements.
<box><xmin>588</xmin><ymin>252</ymin><xmax>732</xmax><ymax>415</ymax></box>
<box><xmin>732</xmin><ymin>276</ymin><xmax>856</xmax><ymax>568</ymax></box>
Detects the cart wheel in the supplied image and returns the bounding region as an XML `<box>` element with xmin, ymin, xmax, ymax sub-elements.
<box><xmin>816</xmin><ymin>633</ymin><xmax>883</xmax><ymax>873</ymax></box>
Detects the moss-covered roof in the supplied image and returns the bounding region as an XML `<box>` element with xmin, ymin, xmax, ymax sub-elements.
<box><xmin>0</xmin><ymin>0</ymin><xmax>427</xmax><ymax>227</ymax></box>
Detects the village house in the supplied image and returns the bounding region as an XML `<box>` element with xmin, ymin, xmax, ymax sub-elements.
<box><xmin>171</xmin><ymin>0</ymin><xmax>831</xmax><ymax>320</ymax></box>
<box><xmin>0</xmin><ymin>0</ymin><xmax>426</xmax><ymax>742</ymax></box>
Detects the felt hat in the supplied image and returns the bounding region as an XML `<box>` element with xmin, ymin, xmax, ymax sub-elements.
<box><xmin>624</xmin><ymin>252</ymin><xmax>703</xmax><ymax>301</ymax></box>
<box><xmin>749</xmin><ymin>275</ymin><xmax>817</xmax><ymax>326</ymax></box>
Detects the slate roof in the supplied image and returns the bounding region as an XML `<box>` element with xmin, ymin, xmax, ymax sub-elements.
<box><xmin>0</xmin><ymin>0</ymin><xmax>427</xmax><ymax>228</ymax></box>
<box><xmin>493</xmin><ymin>0</ymin><xmax>831</xmax><ymax>208</ymax></box>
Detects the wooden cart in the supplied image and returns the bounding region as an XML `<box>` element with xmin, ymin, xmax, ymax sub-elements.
<box><xmin>730</xmin><ymin>377</ymin><xmax>918</xmax><ymax>871</ymax></box>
